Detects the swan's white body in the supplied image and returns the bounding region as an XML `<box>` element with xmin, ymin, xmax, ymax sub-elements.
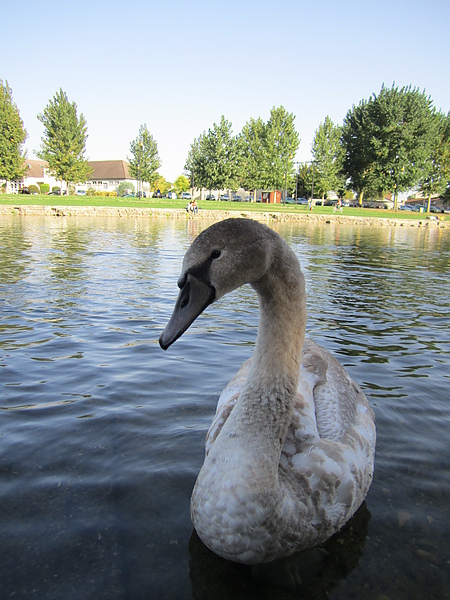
<box><xmin>160</xmin><ymin>218</ymin><xmax>376</xmax><ymax>565</ymax></box>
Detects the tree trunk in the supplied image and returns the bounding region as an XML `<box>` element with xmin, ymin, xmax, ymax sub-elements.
<box><xmin>426</xmin><ymin>194</ymin><xmax>432</xmax><ymax>213</ymax></box>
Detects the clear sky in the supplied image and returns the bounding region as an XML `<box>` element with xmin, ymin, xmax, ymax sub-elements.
<box><xmin>3</xmin><ymin>0</ymin><xmax>449</xmax><ymax>182</ymax></box>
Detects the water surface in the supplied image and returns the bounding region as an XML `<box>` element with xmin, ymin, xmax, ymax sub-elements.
<box><xmin>0</xmin><ymin>215</ymin><xmax>449</xmax><ymax>599</ymax></box>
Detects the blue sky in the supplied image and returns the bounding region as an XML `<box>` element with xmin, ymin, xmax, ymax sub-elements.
<box><xmin>3</xmin><ymin>0</ymin><xmax>449</xmax><ymax>182</ymax></box>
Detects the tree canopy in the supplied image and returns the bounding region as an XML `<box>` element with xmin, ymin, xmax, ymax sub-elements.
<box><xmin>37</xmin><ymin>89</ymin><xmax>91</xmax><ymax>191</ymax></box>
<box><xmin>0</xmin><ymin>80</ymin><xmax>27</xmax><ymax>186</ymax></box>
<box><xmin>128</xmin><ymin>124</ymin><xmax>161</xmax><ymax>188</ymax></box>
<box><xmin>186</xmin><ymin>107</ymin><xmax>299</xmax><ymax>197</ymax></box>
<box><xmin>341</xmin><ymin>84</ymin><xmax>438</xmax><ymax>208</ymax></box>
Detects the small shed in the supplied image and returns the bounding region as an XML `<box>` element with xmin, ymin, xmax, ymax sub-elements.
<box><xmin>261</xmin><ymin>190</ymin><xmax>282</xmax><ymax>204</ymax></box>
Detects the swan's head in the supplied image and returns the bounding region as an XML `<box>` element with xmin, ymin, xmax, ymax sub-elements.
<box><xmin>159</xmin><ymin>219</ymin><xmax>276</xmax><ymax>350</ymax></box>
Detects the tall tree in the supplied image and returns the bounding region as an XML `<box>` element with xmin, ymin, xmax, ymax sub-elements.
<box><xmin>201</xmin><ymin>116</ymin><xmax>239</xmax><ymax>196</ymax></box>
<box><xmin>37</xmin><ymin>89</ymin><xmax>91</xmax><ymax>193</ymax></box>
<box><xmin>128</xmin><ymin>124</ymin><xmax>161</xmax><ymax>190</ymax></box>
<box><xmin>342</xmin><ymin>84</ymin><xmax>436</xmax><ymax>209</ymax></box>
<box><xmin>311</xmin><ymin>116</ymin><xmax>344</xmax><ymax>200</ymax></box>
<box><xmin>341</xmin><ymin>99</ymin><xmax>378</xmax><ymax>205</ymax></box>
<box><xmin>368</xmin><ymin>84</ymin><xmax>436</xmax><ymax>210</ymax></box>
<box><xmin>0</xmin><ymin>80</ymin><xmax>27</xmax><ymax>190</ymax></box>
<box><xmin>418</xmin><ymin>111</ymin><xmax>450</xmax><ymax>212</ymax></box>
<box><xmin>264</xmin><ymin>106</ymin><xmax>300</xmax><ymax>193</ymax></box>
<box><xmin>238</xmin><ymin>117</ymin><xmax>268</xmax><ymax>193</ymax></box>
<box><xmin>185</xmin><ymin>132</ymin><xmax>210</xmax><ymax>191</ymax></box>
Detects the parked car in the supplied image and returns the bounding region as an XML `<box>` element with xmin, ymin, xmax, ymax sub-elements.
<box><xmin>76</xmin><ymin>190</ymin><xmax>87</xmax><ymax>196</ymax></box>
<box><xmin>19</xmin><ymin>187</ymin><xmax>31</xmax><ymax>194</ymax></box>
<box><xmin>232</xmin><ymin>195</ymin><xmax>243</xmax><ymax>202</ymax></box>
<box><xmin>296</xmin><ymin>197</ymin><xmax>308</xmax><ymax>205</ymax></box>
<box><xmin>430</xmin><ymin>205</ymin><xmax>444</xmax><ymax>213</ymax></box>
<box><xmin>244</xmin><ymin>196</ymin><xmax>253</xmax><ymax>202</ymax></box>
<box><xmin>48</xmin><ymin>190</ymin><xmax>67</xmax><ymax>195</ymax></box>
<box><xmin>205</xmin><ymin>193</ymin><xmax>216</xmax><ymax>200</ymax></box>
<box><xmin>220</xmin><ymin>194</ymin><xmax>230</xmax><ymax>201</ymax></box>
<box><xmin>181</xmin><ymin>192</ymin><xmax>192</xmax><ymax>200</ymax></box>
<box><xmin>399</xmin><ymin>205</ymin><xmax>413</xmax><ymax>211</ymax></box>
<box><xmin>284</xmin><ymin>197</ymin><xmax>295</xmax><ymax>204</ymax></box>
<box><xmin>167</xmin><ymin>192</ymin><xmax>177</xmax><ymax>199</ymax></box>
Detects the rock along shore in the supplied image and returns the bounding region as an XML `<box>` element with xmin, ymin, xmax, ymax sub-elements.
<box><xmin>0</xmin><ymin>204</ymin><xmax>448</xmax><ymax>228</ymax></box>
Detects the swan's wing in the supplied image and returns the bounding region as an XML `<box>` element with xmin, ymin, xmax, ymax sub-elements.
<box><xmin>204</xmin><ymin>358</ymin><xmax>251</xmax><ymax>455</ymax></box>
<box><xmin>301</xmin><ymin>338</ymin><xmax>374</xmax><ymax>443</ymax></box>
<box><xmin>280</xmin><ymin>338</ymin><xmax>376</xmax><ymax>509</ymax></box>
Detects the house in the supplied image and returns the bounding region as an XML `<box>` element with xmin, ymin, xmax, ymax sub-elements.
<box><xmin>77</xmin><ymin>160</ymin><xmax>146</xmax><ymax>195</ymax></box>
<box><xmin>11</xmin><ymin>158</ymin><xmax>144</xmax><ymax>196</ymax></box>
<box><xmin>6</xmin><ymin>159</ymin><xmax>67</xmax><ymax>194</ymax></box>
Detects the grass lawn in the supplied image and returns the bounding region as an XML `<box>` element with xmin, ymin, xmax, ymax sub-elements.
<box><xmin>0</xmin><ymin>194</ymin><xmax>446</xmax><ymax>221</ymax></box>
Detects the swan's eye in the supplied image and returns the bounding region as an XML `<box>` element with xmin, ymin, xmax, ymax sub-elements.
<box><xmin>210</xmin><ymin>250</ymin><xmax>221</xmax><ymax>259</ymax></box>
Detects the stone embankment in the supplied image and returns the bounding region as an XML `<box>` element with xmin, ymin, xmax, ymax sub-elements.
<box><xmin>0</xmin><ymin>204</ymin><xmax>448</xmax><ymax>228</ymax></box>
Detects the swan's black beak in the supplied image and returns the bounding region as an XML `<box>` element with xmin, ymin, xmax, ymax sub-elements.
<box><xmin>159</xmin><ymin>274</ymin><xmax>215</xmax><ymax>350</ymax></box>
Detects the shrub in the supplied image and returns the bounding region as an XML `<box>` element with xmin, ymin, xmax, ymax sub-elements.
<box><xmin>117</xmin><ymin>181</ymin><xmax>135</xmax><ymax>197</ymax></box>
<box><xmin>39</xmin><ymin>183</ymin><xmax>50</xmax><ymax>194</ymax></box>
<box><xmin>28</xmin><ymin>184</ymin><xmax>39</xmax><ymax>194</ymax></box>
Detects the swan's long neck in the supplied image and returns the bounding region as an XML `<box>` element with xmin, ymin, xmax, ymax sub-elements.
<box><xmin>224</xmin><ymin>242</ymin><xmax>306</xmax><ymax>462</ymax></box>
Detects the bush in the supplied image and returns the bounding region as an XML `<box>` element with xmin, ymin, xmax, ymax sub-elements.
<box><xmin>117</xmin><ymin>181</ymin><xmax>135</xmax><ymax>197</ymax></box>
<box><xmin>39</xmin><ymin>183</ymin><xmax>50</xmax><ymax>194</ymax></box>
<box><xmin>28</xmin><ymin>185</ymin><xmax>40</xmax><ymax>194</ymax></box>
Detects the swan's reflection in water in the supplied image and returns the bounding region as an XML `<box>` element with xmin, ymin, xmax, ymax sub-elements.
<box><xmin>189</xmin><ymin>503</ymin><xmax>370</xmax><ymax>599</ymax></box>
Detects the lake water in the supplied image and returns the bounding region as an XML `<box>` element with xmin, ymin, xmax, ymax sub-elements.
<box><xmin>0</xmin><ymin>214</ymin><xmax>449</xmax><ymax>600</ymax></box>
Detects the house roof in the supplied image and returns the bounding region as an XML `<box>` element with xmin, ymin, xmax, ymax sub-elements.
<box><xmin>26</xmin><ymin>159</ymin><xmax>48</xmax><ymax>178</ymax></box>
<box><xmin>24</xmin><ymin>158</ymin><xmax>131</xmax><ymax>182</ymax></box>
<box><xmin>87</xmin><ymin>160</ymin><xmax>130</xmax><ymax>180</ymax></box>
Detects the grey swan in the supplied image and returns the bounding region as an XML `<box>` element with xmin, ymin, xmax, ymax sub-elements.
<box><xmin>159</xmin><ymin>218</ymin><xmax>376</xmax><ymax>565</ymax></box>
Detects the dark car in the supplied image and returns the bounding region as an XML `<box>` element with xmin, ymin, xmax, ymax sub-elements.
<box><xmin>19</xmin><ymin>187</ymin><xmax>31</xmax><ymax>194</ymax></box>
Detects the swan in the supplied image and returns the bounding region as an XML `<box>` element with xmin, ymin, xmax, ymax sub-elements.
<box><xmin>159</xmin><ymin>218</ymin><xmax>376</xmax><ymax>565</ymax></box>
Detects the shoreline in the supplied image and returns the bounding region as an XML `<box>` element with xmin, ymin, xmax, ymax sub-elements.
<box><xmin>0</xmin><ymin>203</ymin><xmax>448</xmax><ymax>228</ymax></box>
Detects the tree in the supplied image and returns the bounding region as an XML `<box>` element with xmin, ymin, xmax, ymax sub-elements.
<box><xmin>263</xmin><ymin>106</ymin><xmax>300</xmax><ymax>194</ymax></box>
<box><xmin>418</xmin><ymin>111</ymin><xmax>450</xmax><ymax>212</ymax></box>
<box><xmin>238</xmin><ymin>117</ymin><xmax>268</xmax><ymax>193</ymax></box>
<box><xmin>151</xmin><ymin>175</ymin><xmax>171</xmax><ymax>196</ymax></box>
<box><xmin>203</xmin><ymin>116</ymin><xmax>240</xmax><ymax>196</ymax></box>
<box><xmin>342</xmin><ymin>84</ymin><xmax>437</xmax><ymax>209</ymax></box>
<box><xmin>173</xmin><ymin>175</ymin><xmax>190</xmax><ymax>195</ymax></box>
<box><xmin>0</xmin><ymin>80</ymin><xmax>27</xmax><ymax>189</ymax></box>
<box><xmin>311</xmin><ymin>116</ymin><xmax>344</xmax><ymax>200</ymax></box>
<box><xmin>369</xmin><ymin>85</ymin><xmax>436</xmax><ymax>210</ymax></box>
<box><xmin>128</xmin><ymin>124</ymin><xmax>161</xmax><ymax>192</ymax></box>
<box><xmin>237</xmin><ymin>107</ymin><xmax>300</xmax><ymax>198</ymax></box>
<box><xmin>185</xmin><ymin>133</ymin><xmax>210</xmax><ymax>191</ymax></box>
<box><xmin>37</xmin><ymin>89</ymin><xmax>91</xmax><ymax>194</ymax></box>
<box><xmin>185</xmin><ymin>117</ymin><xmax>239</xmax><ymax>196</ymax></box>
<box><xmin>117</xmin><ymin>181</ymin><xmax>135</xmax><ymax>197</ymax></box>
<box><xmin>341</xmin><ymin>98</ymin><xmax>378</xmax><ymax>205</ymax></box>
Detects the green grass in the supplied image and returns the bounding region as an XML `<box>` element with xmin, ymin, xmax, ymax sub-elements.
<box><xmin>0</xmin><ymin>194</ymin><xmax>446</xmax><ymax>221</ymax></box>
